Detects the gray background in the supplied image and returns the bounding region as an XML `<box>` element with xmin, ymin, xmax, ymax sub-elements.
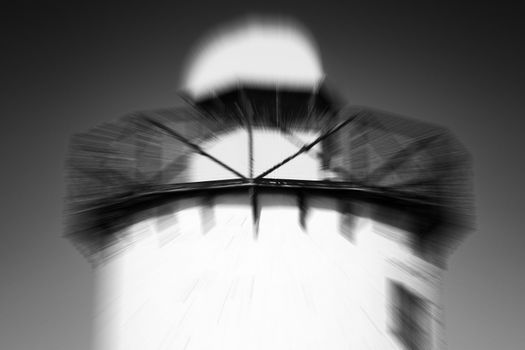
<box><xmin>1</xmin><ymin>1</ymin><xmax>524</xmax><ymax>349</ymax></box>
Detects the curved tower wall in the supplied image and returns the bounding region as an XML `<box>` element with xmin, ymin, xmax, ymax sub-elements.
<box><xmin>93</xmin><ymin>192</ymin><xmax>445</xmax><ymax>350</ymax></box>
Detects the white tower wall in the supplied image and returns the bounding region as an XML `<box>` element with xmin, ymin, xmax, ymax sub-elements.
<box><xmin>93</xmin><ymin>193</ymin><xmax>445</xmax><ymax>350</ymax></box>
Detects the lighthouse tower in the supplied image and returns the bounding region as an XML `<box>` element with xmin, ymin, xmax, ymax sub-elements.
<box><xmin>65</xmin><ymin>20</ymin><xmax>473</xmax><ymax>350</ymax></box>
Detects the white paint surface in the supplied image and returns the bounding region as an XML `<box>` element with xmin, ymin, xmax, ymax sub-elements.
<box><xmin>93</xmin><ymin>194</ymin><xmax>445</xmax><ymax>350</ymax></box>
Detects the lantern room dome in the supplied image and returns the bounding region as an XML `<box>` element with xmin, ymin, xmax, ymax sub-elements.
<box><xmin>182</xmin><ymin>19</ymin><xmax>325</xmax><ymax>100</ymax></box>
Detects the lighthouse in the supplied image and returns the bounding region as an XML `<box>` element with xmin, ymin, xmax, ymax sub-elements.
<box><xmin>65</xmin><ymin>19</ymin><xmax>473</xmax><ymax>350</ymax></box>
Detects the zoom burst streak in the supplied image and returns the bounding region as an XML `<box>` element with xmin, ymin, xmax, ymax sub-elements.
<box><xmin>65</xmin><ymin>18</ymin><xmax>473</xmax><ymax>350</ymax></box>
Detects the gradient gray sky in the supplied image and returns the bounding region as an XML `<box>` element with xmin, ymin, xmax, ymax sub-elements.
<box><xmin>1</xmin><ymin>1</ymin><xmax>524</xmax><ymax>349</ymax></box>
